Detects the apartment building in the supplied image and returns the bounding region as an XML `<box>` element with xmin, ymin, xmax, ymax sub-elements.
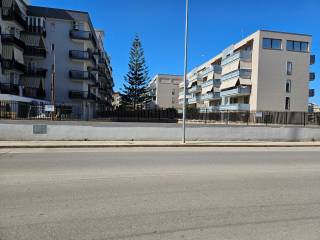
<box><xmin>179</xmin><ymin>30</ymin><xmax>315</xmax><ymax>112</ymax></box>
<box><xmin>146</xmin><ymin>74</ymin><xmax>182</xmax><ymax>109</ymax></box>
<box><xmin>0</xmin><ymin>0</ymin><xmax>114</xmax><ymax>117</ymax></box>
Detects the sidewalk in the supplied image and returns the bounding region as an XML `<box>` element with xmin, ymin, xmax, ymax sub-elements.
<box><xmin>0</xmin><ymin>141</ymin><xmax>320</xmax><ymax>148</ymax></box>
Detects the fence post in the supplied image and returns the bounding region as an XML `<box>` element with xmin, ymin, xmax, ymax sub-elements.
<box><xmin>304</xmin><ymin>112</ymin><xmax>306</xmax><ymax>127</ymax></box>
<box><xmin>205</xmin><ymin>108</ymin><xmax>207</xmax><ymax>124</ymax></box>
<box><xmin>247</xmin><ymin>111</ymin><xmax>249</xmax><ymax>126</ymax></box>
<box><xmin>285</xmin><ymin>112</ymin><xmax>288</xmax><ymax>125</ymax></box>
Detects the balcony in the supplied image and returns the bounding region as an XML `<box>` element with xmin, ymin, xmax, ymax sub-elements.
<box><xmin>188</xmin><ymin>85</ymin><xmax>201</xmax><ymax>93</ymax></box>
<box><xmin>1</xmin><ymin>59</ymin><xmax>26</xmax><ymax>72</ymax></box>
<box><xmin>24</xmin><ymin>46</ymin><xmax>47</xmax><ymax>58</ymax></box>
<box><xmin>201</xmin><ymin>92</ymin><xmax>220</xmax><ymax>101</ymax></box>
<box><xmin>219</xmin><ymin>104</ymin><xmax>250</xmax><ymax>111</ymax></box>
<box><xmin>309</xmin><ymin>89</ymin><xmax>315</xmax><ymax>97</ymax></box>
<box><xmin>23</xmin><ymin>87</ymin><xmax>46</xmax><ymax>99</ymax></box>
<box><xmin>69</xmin><ymin>50</ymin><xmax>91</xmax><ymax>61</ymax></box>
<box><xmin>69</xmin><ymin>91</ymin><xmax>96</xmax><ymax>100</ymax></box>
<box><xmin>221</xmin><ymin>69</ymin><xmax>252</xmax><ymax>81</ymax></box>
<box><xmin>179</xmin><ymin>98</ymin><xmax>188</xmax><ymax>105</ymax></box>
<box><xmin>310</xmin><ymin>72</ymin><xmax>315</xmax><ymax>81</ymax></box>
<box><xmin>1</xmin><ymin>6</ymin><xmax>27</xmax><ymax>28</ymax></box>
<box><xmin>310</xmin><ymin>55</ymin><xmax>315</xmax><ymax>65</ymax></box>
<box><xmin>221</xmin><ymin>51</ymin><xmax>252</xmax><ymax>66</ymax></box>
<box><xmin>1</xmin><ymin>34</ymin><xmax>26</xmax><ymax>49</ymax></box>
<box><xmin>26</xmin><ymin>26</ymin><xmax>46</xmax><ymax>37</ymax></box>
<box><xmin>200</xmin><ymin>65</ymin><xmax>222</xmax><ymax>77</ymax></box>
<box><xmin>188</xmin><ymin>96</ymin><xmax>201</xmax><ymax>104</ymax></box>
<box><xmin>0</xmin><ymin>83</ymin><xmax>20</xmax><ymax>95</ymax></box>
<box><xmin>200</xmin><ymin>106</ymin><xmax>220</xmax><ymax>113</ymax></box>
<box><xmin>201</xmin><ymin>79</ymin><xmax>221</xmax><ymax>88</ymax></box>
<box><xmin>220</xmin><ymin>86</ymin><xmax>251</xmax><ymax>97</ymax></box>
<box><xmin>70</xmin><ymin>30</ymin><xmax>92</xmax><ymax>41</ymax></box>
<box><xmin>25</xmin><ymin>68</ymin><xmax>47</xmax><ymax>78</ymax></box>
<box><xmin>69</xmin><ymin>70</ymin><xmax>96</xmax><ymax>83</ymax></box>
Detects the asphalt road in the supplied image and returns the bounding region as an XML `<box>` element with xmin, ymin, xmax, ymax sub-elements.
<box><xmin>1</xmin><ymin>147</ymin><xmax>320</xmax><ymax>240</ymax></box>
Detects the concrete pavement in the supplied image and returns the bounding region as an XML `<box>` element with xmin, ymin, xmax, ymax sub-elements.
<box><xmin>1</xmin><ymin>147</ymin><xmax>320</xmax><ymax>239</ymax></box>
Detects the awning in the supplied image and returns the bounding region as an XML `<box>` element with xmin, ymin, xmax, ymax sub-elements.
<box><xmin>240</xmin><ymin>61</ymin><xmax>252</xmax><ymax>69</ymax></box>
<box><xmin>14</xmin><ymin>48</ymin><xmax>24</xmax><ymax>64</ymax></box>
<box><xmin>222</xmin><ymin>60</ymin><xmax>239</xmax><ymax>75</ymax></box>
<box><xmin>220</xmin><ymin>77</ymin><xmax>252</xmax><ymax>90</ymax></box>
<box><xmin>220</xmin><ymin>77</ymin><xmax>239</xmax><ymax>90</ymax></box>
<box><xmin>2</xmin><ymin>45</ymin><xmax>13</xmax><ymax>59</ymax></box>
<box><xmin>187</xmin><ymin>82</ymin><xmax>193</xmax><ymax>88</ymax></box>
<box><xmin>201</xmin><ymin>85</ymin><xmax>213</xmax><ymax>94</ymax></box>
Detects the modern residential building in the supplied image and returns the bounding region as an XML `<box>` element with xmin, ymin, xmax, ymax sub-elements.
<box><xmin>146</xmin><ymin>74</ymin><xmax>182</xmax><ymax>109</ymax></box>
<box><xmin>179</xmin><ymin>30</ymin><xmax>315</xmax><ymax>112</ymax></box>
<box><xmin>0</xmin><ymin>0</ymin><xmax>114</xmax><ymax>118</ymax></box>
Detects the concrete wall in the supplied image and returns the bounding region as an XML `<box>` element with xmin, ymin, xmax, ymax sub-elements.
<box><xmin>1</xmin><ymin>123</ymin><xmax>320</xmax><ymax>141</ymax></box>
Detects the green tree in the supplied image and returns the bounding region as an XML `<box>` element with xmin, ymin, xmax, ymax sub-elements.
<box><xmin>121</xmin><ymin>35</ymin><xmax>149</xmax><ymax>110</ymax></box>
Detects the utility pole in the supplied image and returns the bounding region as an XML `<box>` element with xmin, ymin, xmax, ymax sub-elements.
<box><xmin>51</xmin><ymin>44</ymin><xmax>56</xmax><ymax>120</ymax></box>
<box><xmin>182</xmin><ymin>0</ymin><xmax>189</xmax><ymax>143</ymax></box>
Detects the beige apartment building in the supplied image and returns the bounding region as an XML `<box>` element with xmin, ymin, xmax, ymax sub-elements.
<box><xmin>147</xmin><ymin>74</ymin><xmax>182</xmax><ymax>109</ymax></box>
<box><xmin>179</xmin><ymin>30</ymin><xmax>315</xmax><ymax>112</ymax></box>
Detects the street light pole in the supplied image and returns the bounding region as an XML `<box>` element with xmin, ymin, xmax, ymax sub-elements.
<box><xmin>182</xmin><ymin>0</ymin><xmax>189</xmax><ymax>143</ymax></box>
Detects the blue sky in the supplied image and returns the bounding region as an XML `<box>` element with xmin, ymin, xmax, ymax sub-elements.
<box><xmin>31</xmin><ymin>0</ymin><xmax>319</xmax><ymax>103</ymax></box>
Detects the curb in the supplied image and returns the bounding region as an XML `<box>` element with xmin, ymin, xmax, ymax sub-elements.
<box><xmin>1</xmin><ymin>144</ymin><xmax>320</xmax><ymax>149</ymax></box>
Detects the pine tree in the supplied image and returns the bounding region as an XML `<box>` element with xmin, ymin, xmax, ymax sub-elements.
<box><xmin>121</xmin><ymin>35</ymin><xmax>149</xmax><ymax>110</ymax></box>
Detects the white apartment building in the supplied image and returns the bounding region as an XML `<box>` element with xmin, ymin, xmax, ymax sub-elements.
<box><xmin>0</xmin><ymin>0</ymin><xmax>114</xmax><ymax>118</ymax></box>
<box><xmin>147</xmin><ymin>74</ymin><xmax>182</xmax><ymax>109</ymax></box>
<box><xmin>179</xmin><ymin>30</ymin><xmax>315</xmax><ymax>112</ymax></box>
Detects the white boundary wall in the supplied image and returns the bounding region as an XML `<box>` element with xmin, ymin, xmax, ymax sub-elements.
<box><xmin>1</xmin><ymin>123</ymin><xmax>320</xmax><ymax>141</ymax></box>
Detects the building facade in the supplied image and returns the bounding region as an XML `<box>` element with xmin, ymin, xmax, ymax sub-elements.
<box><xmin>147</xmin><ymin>74</ymin><xmax>182</xmax><ymax>109</ymax></box>
<box><xmin>0</xmin><ymin>0</ymin><xmax>114</xmax><ymax>118</ymax></box>
<box><xmin>179</xmin><ymin>30</ymin><xmax>315</xmax><ymax>112</ymax></box>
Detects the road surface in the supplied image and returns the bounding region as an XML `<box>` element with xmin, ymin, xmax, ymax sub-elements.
<box><xmin>1</xmin><ymin>147</ymin><xmax>320</xmax><ymax>240</ymax></box>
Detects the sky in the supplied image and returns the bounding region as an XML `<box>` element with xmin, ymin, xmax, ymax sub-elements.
<box><xmin>31</xmin><ymin>0</ymin><xmax>320</xmax><ymax>104</ymax></box>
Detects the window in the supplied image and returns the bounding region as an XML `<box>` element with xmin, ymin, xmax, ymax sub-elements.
<box><xmin>287</xmin><ymin>61</ymin><xmax>293</xmax><ymax>75</ymax></box>
<box><xmin>285</xmin><ymin>97</ymin><xmax>290</xmax><ymax>110</ymax></box>
<box><xmin>286</xmin><ymin>40</ymin><xmax>309</xmax><ymax>52</ymax></box>
<box><xmin>263</xmin><ymin>38</ymin><xmax>282</xmax><ymax>50</ymax></box>
<box><xmin>286</xmin><ymin>80</ymin><xmax>292</xmax><ymax>93</ymax></box>
<box><xmin>172</xmin><ymin>89</ymin><xmax>175</xmax><ymax>95</ymax></box>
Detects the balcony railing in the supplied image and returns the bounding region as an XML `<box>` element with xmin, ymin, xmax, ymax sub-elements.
<box><xmin>1</xmin><ymin>34</ymin><xmax>26</xmax><ymax>49</ymax></box>
<box><xmin>221</xmin><ymin>51</ymin><xmax>252</xmax><ymax>66</ymax></box>
<box><xmin>219</xmin><ymin>104</ymin><xmax>250</xmax><ymax>111</ymax></box>
<box><xmin>188</xmin><ymin>96</ymin><xmax>201</xmax><ymax>104</ymax></box>
<box><xmin>23</xmin><ymin>87</ymin><xmax>46</xmax><ymax>99</ymax></box>
<box><xmin>201</xmin><ymin>92</ymin><xmax>220</xmax><ymax>101</ymax></box>
<box><xmin>310</xmin><ymin>55</ymin><xmax>315</xmax><ymax>65</ymax></box>
<box><xmin>1</xmin><ymin>59</ymin><xmax>26</xmax><ymax>72</ymax></box>
<box><xmin>188</xmin><ymin>85</ymin><xmax>201</xmax><ymax>93</ymax></box>
<box><xmin>69</xmin><ymin>91</ymin><xmax>96</xmax><ymax>100</ymax></box>
<box><xmin>25</xmin><ymin>68</ymin><xmax>47</xmax><ymax>78</ymax></box>
<box><xmin>200</xmin><ymin>65</ymin><xmax>222</xmax><ymax>77</ymax></box>
<box><xmin>69</xmin><ymin>50</ymin><xmax>91</xmax><ymax>60</ymax></box>
<box><xmin>200</xmin><ymin>106</ymin><xmax>220</xmax><ymax>113</ymax></box>
<box><xmin>1</xmin><ymin>6</ymin><xmax>27</xmax><ymax>28</ymax></box>
<box><xmin>24</xmin><ymin>46</ymin><xmax>47</xmax><ymax>58</ymax></box>
<box><xmin>310</xmin><ymin>72</ymin><xmax>315</xmax><ymax>81</ymax></box>
<box><xmin>220</xmin><ymin>86</ymin><xmax>251</xmax><ymax>97</ymax></box>
<box><xmin>0</xmin><ymin>83</ymin><xmax>20</xmax><ymax>95</ymax></box>
<box><xmin>26</xmin><ymin>26</ymin><xmax>46</xmax><ymax>37</ymax></box>
<box><xmin>70</xmin><ymin>30</ymin><xmax>92</xmax><ymax>41</ymax></box>
<box><xmin>309</xmin><ymin>89</ymin><xmax>315</xmax><ymax>97</ymax></box>
<box><xmin>201</xmin><ymin>79</ymin><xmax>221</xmax><ymax>88</ymax></box>
<box><xmin>69</xmin><ymin>70</ymin><xmax>96</xmax><ymax>82</ymax></box>
<box><xmin>221</xmin><ymin>69</ymin><xmax>252</xmax><ymax>81</ymax></box>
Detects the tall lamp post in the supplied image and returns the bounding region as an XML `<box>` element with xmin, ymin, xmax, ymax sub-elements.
<box><xmin>182</xmin><ymin>0</ymin><xmax>189</xmax><ymax>143</ymax></box>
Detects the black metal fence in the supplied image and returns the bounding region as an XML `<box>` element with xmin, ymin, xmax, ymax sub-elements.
<box><xmin>1</xmin><ymin>101</ymin><xmax>320</xmax><ymax>126</ymax></box>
